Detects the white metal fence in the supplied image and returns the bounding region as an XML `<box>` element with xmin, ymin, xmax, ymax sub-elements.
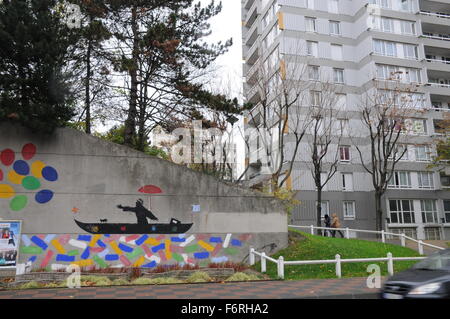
<box><xmin>289</xmin><ymin>225</ymin><xmax>446</xmax><ymax>255</ymax></box>
<box><xmin>248</xmin><ymin>225</ymin><xmax>447</xmax><ymax>279</ymax></box>
<box><xmin>249</xmin><ymin>248</ymin><xmax>426</xmax><ymax>280</ymax></box>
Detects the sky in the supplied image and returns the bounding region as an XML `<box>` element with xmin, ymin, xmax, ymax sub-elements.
<box><xmin>203</xmin><ymin>0</ymin><xmax>244</xmax><ymax>97</ymax></box>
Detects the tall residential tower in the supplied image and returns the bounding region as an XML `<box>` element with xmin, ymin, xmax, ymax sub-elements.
<box><xmin>241</xmin><ymin>0</ymin><xmax>450</xmax><ymax>240</ymax></box>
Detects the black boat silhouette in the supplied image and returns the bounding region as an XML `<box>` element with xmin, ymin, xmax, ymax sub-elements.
<box><xmin>75</xmin><ymin>218</ymin><xmax>193</xmax><ymax>235</ymax></box>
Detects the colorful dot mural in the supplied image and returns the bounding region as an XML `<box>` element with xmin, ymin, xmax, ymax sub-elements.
<box><xmin>0</xmin><ymin>143</ymin><xmax>58</xmax><ymax>211</ymax></box>
<box><xmin>19</xmin><ymin>233</ymin><xmax>252</xmax><ymax>270</ymax></box>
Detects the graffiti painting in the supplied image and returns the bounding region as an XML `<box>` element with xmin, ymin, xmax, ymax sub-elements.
<box><xmin>0</xmin><ymin>144</ymin><xmax>58</xmax><ymax>211</ymax></box>
<box><xmin>74</xmin><ymin>187</ymin><xmax>193</xmax><ymax>234</ymax></box>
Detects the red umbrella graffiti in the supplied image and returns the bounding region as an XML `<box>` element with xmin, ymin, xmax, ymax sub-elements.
<box><xmin>138</xmin><ymin>185</ymin><xmax>162</xmax><ymax>209</ymax></box>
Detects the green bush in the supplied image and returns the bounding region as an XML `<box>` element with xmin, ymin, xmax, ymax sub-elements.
<box><xmin>19</xmin><ymin>281</ymin><xmax>41</xmax><ymax>289</ymax></box>
<box><xmin>131</xmin><ymin>277</ymin><xmax>154</xmax><ymax>285</ymax></box>
<box><xmin>112</xmin><ymin>278</ymin><xmax>130</xmax><ymax>286</ymax></box>
<box><xmin>186</xmin><ymin>272</ymin><xmax>212</xmax><ymax>283</ymax></box>
<box><xmin>225</xmin><ymin>273</ymin><xmax>259</xmax><ymax>282</ymax></box>
<box><xmin>80</xmin><ymin>276</ymin><xmax>112</xmax><ymax>287</ymax></box>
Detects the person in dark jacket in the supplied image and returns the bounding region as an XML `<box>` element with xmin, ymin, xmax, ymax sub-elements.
<box><xmin>323</xmin><ymin>214</ymin><xmax>331</xmax><ymax>237</ymax></box>
<box><xmin>117</xmin><ymin>199</ymin><xmax>158</xmax><ymax>225</ymax></box>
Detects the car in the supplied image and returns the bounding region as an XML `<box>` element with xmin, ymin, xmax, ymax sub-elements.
<box><xmin>380</xmin><ymin>248</ymin><xmax>450</xmax><ymax>299</ymax></box>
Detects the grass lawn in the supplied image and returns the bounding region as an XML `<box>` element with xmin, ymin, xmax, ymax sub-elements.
<box><xmin>253</xmin><ymin>229</ymin><xmax>421</xmax><ymax>280</ymax></box>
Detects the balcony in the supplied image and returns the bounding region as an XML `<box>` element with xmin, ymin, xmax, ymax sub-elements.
<box><xmin>243</xmin><ymin>0</ymin><xmax>256</xmax><ymax>10</ymax></box>
<box><xmin>243</xmin><ymin>0</ymin><xmax>259</xmax><ymax>29</ymax></box>
<box><xmin>244</xmin><ymin>19</ymin><xmax>259</xmax><ymax>47</ymax></box>
<box><xmin>419</xmin><ymin>11</ymin><xmax>450</xmax><ymax>27</ymax></box>
<box><xmin>245</xmin><ymin>40</ymin><xmax>260</xmax><ymax>65</ymax></box>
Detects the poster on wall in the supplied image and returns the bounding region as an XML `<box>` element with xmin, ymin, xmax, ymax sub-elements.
<box><xmin>0</xmin><ymin>221</ymin><xmax>21</xmax><ymax>268</ymax></box>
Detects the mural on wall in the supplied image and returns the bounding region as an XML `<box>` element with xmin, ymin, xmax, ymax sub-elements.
<box><xmin>74</xmin><ymin>185</ymin><xmax>194</xmax><ymax>235</ymax></box>
<box><xmin>0</xmin><ymin>144</ymin><xmax>58</xmax><ymax>211</ymax></box>
<box><xmin>19</xmin><ymin>233</ymin><xmax>252</xmax><ymax>270</ymax></box>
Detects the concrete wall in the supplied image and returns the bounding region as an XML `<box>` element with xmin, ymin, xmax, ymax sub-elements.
<box><xmin>0</xmin><ymin>124</ymin><xmax>287</xmax><ymax>272</ymax></box>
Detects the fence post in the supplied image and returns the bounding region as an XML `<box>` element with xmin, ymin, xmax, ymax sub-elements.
<box><xmin>381</xmin><ymin>230</ymin><xmax>385</xmax><ymax>243</ymax></box>
<box><xmin>261</xmin><ymin>252</ymin><xmax>267</xmax><ymax>273</ymax></box>
<box><xmin>387</xmin><ymin>252</ymin><xmax>394</xmax><ymax>276</ymax></box>
<box><xmin>335</xmin><ymin>254</ymin><xmax>342</xmax><ymax>278</ymax></box>
<box><xmin>249</xmin><ymin>248</ymin><xmax>255</xmax><ymax>266</ymax></box>
<box><xmin>418</xmin><ymin>240</ymin><xmax>424</xmax><ymax>255</ymax></box>
<box><xmin>310</xmin><ymin>225</ymin><xmax>314</xmax><ymax>235</ymax></box>
<box><xmin>401</xmin><ymin>233</ymin><xmax>406</xmax><ymax>247</ymax></box>
<box><xmin>277</xmin><ymin>256</ymin><xmax>284</xmax><ymax>279</ymax></box>
<box><xmin>345</xmin><ymin>227</ymin><xmax>350</xmax><ymax>239</ymax></box>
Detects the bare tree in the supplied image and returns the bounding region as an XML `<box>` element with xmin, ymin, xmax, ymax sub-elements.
<box><xmin>245</xmin><ymin>48</ymin><xmax>314</xmax><ymax>191</ymax></box>
<box><xmin>306</xmin><ymin>80</ymin><xmax>344</xmax><ymax>228</ymax></box>
<box><xmin>353</xmin><ymin>75</ymin><xmax>426</xmax><ymax>231</ymax></box>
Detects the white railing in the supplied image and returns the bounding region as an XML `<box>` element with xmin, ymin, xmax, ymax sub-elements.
<box><xmin>419</xmin><ymin>11</ymin><xmax>450</xmax><ymax>19</ymax></box>
<box><xmin>427</xmin><ymin>82</ymin><xmax>450</xmax><ymax>88</ymax></box>
<box><xmin>426</xmin><ymin>58</ymin><xmax>450</xmax><ymax>65</ymax></box>
<box><xmin>422</xmin><ymin>34</ymin><xmax>450</xmax><ymax>42</ymax></box>
<box><xmin>249</xmin><ymin>248</ymin><xmax>426</xmax><ymax>280</ymax></box>
<box><xmin>288</xmin><ymin>225</ymin><xmax>446</xmax><ymax>254</ymax></box>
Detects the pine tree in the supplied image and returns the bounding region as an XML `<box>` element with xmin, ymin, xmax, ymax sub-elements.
<box><xmin>0</xmin><ymin>0</ymin><xmax>77</xmax><ymax>134</ymax></box>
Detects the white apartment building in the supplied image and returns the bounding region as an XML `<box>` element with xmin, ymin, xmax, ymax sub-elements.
<box><xmin>241</xmin><ymin>0</ymin><xmax>450</xmax><ymax>240</ymax></box>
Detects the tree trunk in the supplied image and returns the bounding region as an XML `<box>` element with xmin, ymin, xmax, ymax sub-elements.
<box><xmin>374</xmin><ymin>190</ymin><xmax>384</xmax><ymax>234</ymax></box>
<box><xmin>316</xmin><ymin>187</ymin><xmax>322</xmax><ymax>234</ymax></box>
<box><xmin>124</xmin><ymin>6</ymin><xmax>139</xmax><ymax>147</ymax></box>
<box><xmin>85</xmin><ymin>35</ymin><xmax>92</xmax><ymax>135</ymax></box>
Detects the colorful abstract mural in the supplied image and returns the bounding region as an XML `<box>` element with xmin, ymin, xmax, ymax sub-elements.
<box><xmin>0</xmin><ymin>144</ymin><xmax>58</xmax><ymax>211</ymax></box>
<box><xmin>19</xmin><ymin>233</ymin><xmax>252</xmax><ymax>270</ymax></box>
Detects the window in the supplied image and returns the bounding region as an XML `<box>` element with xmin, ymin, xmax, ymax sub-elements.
<box><xmin>343</xmin><ymin>201</ymin><xmax>355</xmax><ymax>219</ymax></box>
<box><xmin>310</xmin><ymin>91</ymin><xmax>321</xmax><ymax>106</ymax></box>
<box><xmin>339</xmin><ymin>146</ymin><xmax>351</xmax><ymax>162</ymax></box>
<box><xmin>424</xmin><ymin>228</ymin><xmax>441</xmax><ymax>240</ymax></box>
<box><xmin>421</xmin><ymin>200</ymin><xmax>438</xmax><ymax>224</ymax></box>
<box><xmin>403</xmin><ymin>44</ymin><xmax>418</xmax><ymax>59</ymax></box>
<box><xmin>336</xmin><ymin>94</ymin><xmax>347</xmax><ymax>110</ymax></box>
<box><xmin>317</xmin><ymin>201</ymin><xmax>329</xmax><ymax>218</ymax></box>
<box><xmin>389</xmin><ymin>144</ymin><xmax>408</xmax><ymax>161</ymax></box>
<box><xmin>329</xmin><ymin>0</ymin><xmax>339</xmax><ymax>14</ymax></box>
<box><xmin>329</xmin><ymin>20</ymin><xmax>341</xmax><ymax>35</ymax></box>
<box><xmin>306</xmin><ymin>0</ymin><xmax>314</xmax><ymax>9</ymax></box>
<box><xmin>373</xmin><ymin>40</ymin><xmax>397</xmax><ymax>57</ymax></box>
<box><xmin>410</xmin><ymin>119</ymin><xmax>427</xmax><ymax>135</ymax></box>
<box><xmin>331</xmin><ymin>44</ymin><xmax>343</xmax><ymax>61</ymax></box>
<box><xmin>418</xmin><ymin>172</ymin><xmax>434</xmax><ymax>189</ymax></box>
<box><xmin>388</xmin><ymin>171</ymin><xmax>412</xmax><ymax>188</ymax></box>
<box><xmin>305</xmin><ymin>17</ymin><xmax>316</xmax><ymax>32</ymax></box>
<box><xmin>441</xmin><ymin>173</ymin><xmax>450</xmax><ymax>188</ymax></box>
<box><xmin>444</xmin><ymin>200</ymin><xmax>450</xmax><ymax>223</ymax></box>
<box><xmin>341</xmin><ymin>173</ymin><xmax>353</xmax><ymax>191</ymax></box>
<box><xmin>389</xmin><ymin>228</ymin><xmax>417</xmax><ymax>240</ymax></box>
<box><xmin>369</xmin><ymin>0</ymin><xmax>391</xmax><ymax>9</ymax></box>
<box><xmin>333</xmin><ymin>68</ymin><xmax>344</xmax><ymax>83</ymax></box>
<box><xmin>381</xmin><ymin>17</ymin><xmax>394</xmax><ymax>33</ymax></box>
<box><xmin>389</xmin><ymin>199</ymin><xmax>415</xmax><ymax>224</ymax></box>
<box><xmin>309</xmin><ymin>65</ymin><xmax>319</xmax><ymax>80</ymax></box>
<box><xmin>400</xmin><ymin>20</ymin><xmax>415</xmax><ymax>35</ymax></box>
<box><xmin>415</xmin><ymin>145</ymin><xmax>431</xmax><ymax>162</ymax></box>
<box><xmin>306</xmin><ymin>41</ymin><xmax>318</xmax><ymax>57</ymax></box>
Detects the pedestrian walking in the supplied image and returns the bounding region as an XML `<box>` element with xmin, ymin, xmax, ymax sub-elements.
<box><xmin>331</xmin><ymin>213</ymin><xmax>344</xmax><ymax>238</ymax></box>
<box><xmin>323</xmin><ymin>214</ymin><xmax>331</xmax><ymax>237</ymax></box>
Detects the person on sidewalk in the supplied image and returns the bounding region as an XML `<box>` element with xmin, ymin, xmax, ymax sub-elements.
<box><xmin>331</xmin><ymin>213</ymin><xmax>344</xmax><ymax>238</ymax></box>
<box><xmin>323</xmin><ymin>214</ymin><xmax>331</xmax><ymax>237</ymax></box>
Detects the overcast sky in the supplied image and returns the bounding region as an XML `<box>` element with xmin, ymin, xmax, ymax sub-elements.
<box><xmin>203</xmin><ymin>0</ymin><xmax>243</xmax><ymax>97</ymax></box>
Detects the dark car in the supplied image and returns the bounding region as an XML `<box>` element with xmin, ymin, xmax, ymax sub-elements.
<box><xmin>381</xmin><ymin>249</ymin><xmax>450</xmax><ymax>299</ymax></box>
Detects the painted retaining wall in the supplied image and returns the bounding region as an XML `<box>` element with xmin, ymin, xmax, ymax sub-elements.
<box><xmin>0</xmin><ymin>123</ymin><xmax>287</xmax><ymax>273</ymax></box>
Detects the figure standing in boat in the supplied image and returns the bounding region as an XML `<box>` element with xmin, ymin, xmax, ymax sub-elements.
<box><xmin>117</xmin><ymin>199</ymin><xmax>158</xmax><ymax>225</ymax></box>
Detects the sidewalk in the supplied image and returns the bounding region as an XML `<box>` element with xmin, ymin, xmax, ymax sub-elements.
<box><xmin>0</xmin><ymin>277</ymin><xmax>381</xmax><ymax>299</ymax></box>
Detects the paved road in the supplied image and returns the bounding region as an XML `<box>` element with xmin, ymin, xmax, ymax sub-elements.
<box><xmin>0</xmin><ymin>277</ymin><xmax>380</xmax><ymax>299</ymax></box>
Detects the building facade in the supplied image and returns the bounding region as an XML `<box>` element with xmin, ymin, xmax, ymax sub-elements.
<box><xmin>241</xmin><ymin>0</ymin><xmax>450</xmax><ymax>240</ymax></box>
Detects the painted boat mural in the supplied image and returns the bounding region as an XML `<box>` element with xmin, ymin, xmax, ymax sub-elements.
<box><xmin>75</xmin><ymin>219</ymin><xmax>193</xmax><ymax>235</ymax></box>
